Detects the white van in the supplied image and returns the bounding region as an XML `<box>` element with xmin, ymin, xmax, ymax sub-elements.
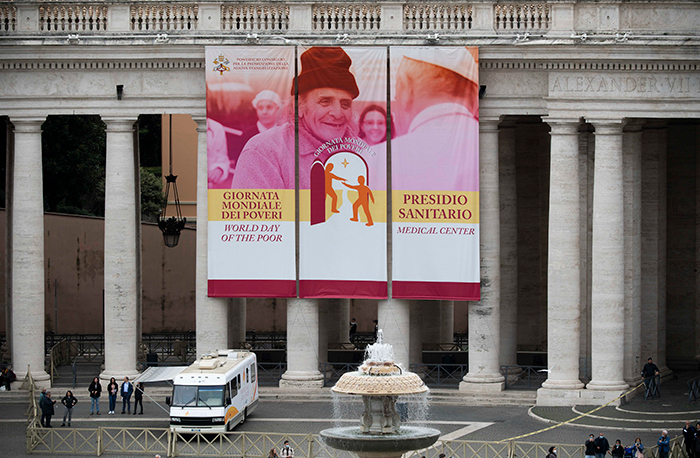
<box><xmin>166</xmin><ymin>350</ymin><xmax>259</xmax><ymax>432</ymax></box>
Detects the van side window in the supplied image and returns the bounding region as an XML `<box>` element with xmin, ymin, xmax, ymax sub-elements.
<box><xmin>250</xmin><ymin>365</ymin><xmax>257</xmax><ymax>383</ymax></box>
<box><xmin>225</xmin><ymin>383</ymin><xmax>231</xmax><ymax>404</ymax></box>
<box><xmin>230</xmin><ymin>379</ymin><xmax>237</xmax><ymax>398</ymax></box>
<box><xmin>246</xmin><ymin>367</ymin><xmax>249</xmax><ymax>384</ymax></box>
<box><xmin>237</xmin><ymin>374</ymin><xmax>241</xmax><ymax>388</ymax></box>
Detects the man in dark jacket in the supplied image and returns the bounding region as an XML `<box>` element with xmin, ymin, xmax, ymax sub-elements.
<box><xmin>133</xmin><ymin>382</ymin><xmax>144</xmax><ymax>415</ymax></box>
<box><xmin>40</xmin><ymin>391</ymin><xmax>56</xmax><ymax>428</ymax></box>
<box><xmin>595</xmin><ymin>432</ymin><xmax>610</xmax><ymax>458</ymax></box>
<box><xmin>684</xmin><ymin>421</ymin><xmax>696</xmax><ymax>458</ymax></box>
<box><xmin>120</xmin><ymin>377</ymin><xmax>134</xmax><ymax>414</ymax></box>
<box><xmin>585</xmin><ymin>434</ymin><xmax>597</xmax><ymax>458</ymax></box>
<box><xmin>641</xmin><ymin>357</ymin><xmax>661</xmax><ymax>395</ymax></box>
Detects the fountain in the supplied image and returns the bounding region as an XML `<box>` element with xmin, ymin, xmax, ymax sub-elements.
<box><xmin>320</xmin><ymin>331</ymin><xmax>441</xmax><ymax>458</ymax></box>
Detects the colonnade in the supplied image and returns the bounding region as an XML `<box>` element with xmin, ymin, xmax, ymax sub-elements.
<box><xmin>4</xmin><ymin>114</ymin><xmax>672</xmax><ymax>405</ymax></box>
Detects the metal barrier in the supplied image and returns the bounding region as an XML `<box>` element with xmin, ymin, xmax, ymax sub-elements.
<box><xmin>687</xmin><ymin>375</ymin><xmax>700</xmax><ymax>402</ymax></box>
<box><xmin>257</xmin><ymin>362</ymin><xmax>287</xmax><ymax>386</ymax></box>
<box><xmin>48</xmin><ymin>339</ymin><xmax>73</xmax><ymax>385</ymax></box>
<box><xmin>500</xmin><ymin>365</ymin><xmax>547</xmax><ymax>390</ymax></box>
<box><xmin>644</xmin><ymin>374</ymin><xmax>661</xmax><ymax>400</ymax></box>
<box><xmin>319</xmin><ymin>362</ymin><xmax>361</xmax><ymax>387</ymax></box>
<box><xmin>410</xmin><ymin>363</ymin><xmax>468</xmax><ymax>387</ymax></box>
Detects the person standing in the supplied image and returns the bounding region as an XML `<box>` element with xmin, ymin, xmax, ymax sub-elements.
<box><xmin>107</xmin><ymin>377</ymin><xmax>118</xmax><ymax>414</ymax></box>
<box><xmin>611</xmin><ymin>440</ymin><xmax>625</xmax><ymax>458</ymax></box>
<box><xmin>120</xmin><ymin>376</ymin><xmax>133</xmax><ymax>414</ymax></box>
<box><xmin>349</xmin><ymin>319</ymin><xmax>358</xmax><ymax>344</ymax></box>
<box><xmin>684</xmin><ymin>420</ymin><xmax>696</xmax><ymax>458</ymax></box>
<box><xmin>40</xmin><ymin>391</ymin><xmax>56</xmax><ymax>428</ymax></box>
<box><xmin>546</xmin><ymin>446</ymin><xmax>557</xmax><ymax>458</ymax></box>
<box><xmin>641</xmin><ymin>357</ymin><xmax>660</xmax><ymax>392</ymax></box>
<box><xmin>268</xmin><ymin>448</ymin><xmax>279</xmax><ymax>458</ymax></box>
<box><xmin>658</xmin><ymin>430</ymin><xmax>670</xmax><ymax>458</ymax></box>
<box><xmin>133</xmin><ymin>382</ymin><xmax>144</xmax><ymax>415</ymax></box>
<box><xmin>60</xmin><ymin>390</ymin><xmax>77</xmax><ymax>427</ymax></box>
<box><xmin>594</xmin><ymin>432</ymin><xmax>610</xmax><ymax>458</ymax></box>
<box><xmin>280</xmin><ymin>440</ymin><xmax>294</xmax><ymax>458</ymax></box>
<box><xmin>88</xmin><ymin>377</ymin><xmax>101</xmax><ymax>415</ymax></box>
<box><xmin>585</xmin><ymin>434</ymin><xmax>597</xmax><ymax>458</ymax></box>
<box><xmin>373</xmin><ymin>320</ymin><xmax>379</xmax><ymax>342</ymax></box>
<box><xmin>633</xmin><ymin>438</ymin><xmax>644</xmax><ymax>458</ymax></box>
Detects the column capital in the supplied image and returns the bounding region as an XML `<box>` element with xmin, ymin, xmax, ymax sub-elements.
<box><xmin>624</xmin><ymin>119</ymin><xmax>645</xmax><ymax>133</ymax></box>
<box><xmin>479</xmin><ymin>117</ymin><xmax>501</xmax><ymax>132</ymax></box>
<box><xmin>545</xmin><ymin>117</ymin><xmax>581</xmax><ymax>135</ymax></box>
<box><xmin>102</xmin><ymin>116</ymin><xmax>138</xmax><ymax>132</ymax></box>
<box><xmin>192</xmin><ymin>117</ymin><xmax>207</xmax><ymax>132</ymax></box>
<box><xmin>587</xmin><ymin>118</ymin><xmax>626</xmax><ymax>135</ymax></box>
<box><xmin>11</xmin><ymin>117</ymin><xmax>45</xmax><ymax>132</ymax></box>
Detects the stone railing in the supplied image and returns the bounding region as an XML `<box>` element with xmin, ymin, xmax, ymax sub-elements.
<box><xmin>222</xmin><ymin>4</ymin><xmax>289</xmax><ymax>31</ymax></box>
<box><xmin>0</xmin><ymin>1</ymin><xmax>699</xmax><ymax>36</ymax></box>
<box><xmin>39</xmin><ymin>4</ymin><xmax>108</xmax><ymax>31</ymax></box>
<box><xmin>130</xmin><ymin>4</ymin><xmax>199</xmax><ymax>31</ymax></box>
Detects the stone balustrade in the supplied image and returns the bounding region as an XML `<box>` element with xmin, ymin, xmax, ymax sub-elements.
<box><xmin>0</xmin><ymin>1</ymin><xmax>698</xmax><ymax>36</ymax></box>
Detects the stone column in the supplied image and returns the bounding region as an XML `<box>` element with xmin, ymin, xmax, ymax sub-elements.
<box><xmin>499</xmin><ymin>122</ymin><xmax>518</xmax><ymax>367</ymax></box>
<box><xmin>378</xmin><ymin>299</ymin><xmax>410</xmax><ymax>368</ymax></box>
<box><xmin>586</xmin><ymin>119</ymin><xmax>629</xmax><ymax>393</ymax></box>
<box><xmin>227</xmin><ymin>298</ymin><xmax>247</xmax><ymax>349</ymax></box>
<box><xmin>460</xmin><ymin>118</ymin><xmax>505</xmax><ymax>392</ymax></box>
<box><xmin>409</xmin><ymin>301</ymin><xmax>424</xmax><ymax>366</ymax></box>
<box><xmin>193</xmin><ymin>118</ymin><xmax>229</xmax><ymax>357</ymax></box>
<box><xmin>326</xmin><ymin>299</ymin><xmax>348</xmax><ymax>345</ymax></box>
<box><xmin>641</xmin><ymin>122</ymin><xmax>668</xmax><ymax>374</ymax></box>
<box><xmin>280</xmin><ymin>298</ymin><xmax>324</xmax><ymax>388</ymax></box>
<box><xmin>340</xmin><ymin>299</ymin><xmax>351</xmax><ymax>343</ymax></box>
<box><xmin>101</xmin><ymin>117</ymin><xmax>140</xmax><ymax>381</ymax></box>
<box><xmin>440</xmin><ymin>301</ymin><xmax>454</xmax><ymax>344</ymax></box>
<box><xmin>10</xmin><ymin>118</ymin><xmax>50</xmax><ymax>388</ymax></box>
<box><xmin>538</xmin><ymin>119</ymin><xmax>584</xmax><ymax>401</ymax></box>
<box><xmin>318</xmin><ymin>300</ymin><xmax>329</xmax><ymax>364</ymax></box>
<box><xmin>623</xmin><ymin>123</ymin><xmax>643</xmax><ymax>385</ymax></box>
<box><xmin>420</xmin><ymin>301</ymin><xmax>441</xmax><ymax>347</ymax></box>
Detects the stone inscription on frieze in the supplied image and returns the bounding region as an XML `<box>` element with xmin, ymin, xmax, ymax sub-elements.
<box><xmin>549</xmin><ymin>72</ymin><xmax>700</xmax><ymax>98</ymax></box>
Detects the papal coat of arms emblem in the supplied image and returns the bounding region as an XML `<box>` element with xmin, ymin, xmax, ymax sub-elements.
<box><xmin>212</xmin><ymin>54</ymin><xmax>230</xmax><ymax>75</ymax></box>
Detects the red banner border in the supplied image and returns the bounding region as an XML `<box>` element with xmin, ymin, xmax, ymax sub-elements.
<box><xmin>208</xmin><ymin>280</ymin><xmax>296</xmax><ymax>298</ymax></box>
<box><xmin>392</xmin><ymin>281</ymin><xmax>480</xmax><ymax>301</ymax></box>
<box><xmin>300</xmin><ymin>280</ymin><xmax>388</xmax><ymax>299</ymax></box>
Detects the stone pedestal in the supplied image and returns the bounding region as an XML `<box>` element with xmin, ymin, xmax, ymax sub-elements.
<box><xmin>586</xmin><ymin>120</ymin><xmax>628</xmax><ymax>392</ymax></box>
<box><xmin>280</xmin><ymin>298</ymin><xmax>324</xmax><ymax>388</ymax></box>
<box><xmin>539</xmin><ymin>120</ymin><xmax>584</xmax><ymax>395</ymax></box>
<box><xmin>378</xmin><ymin>299</ymin><xmax>410</xmax><ymax>368</ymax></box>
<box><xmin>101</xmin><ymin>117</ymin><xmax>140</xmax><ymax>381</ymax></box>
<box><xmin>460</xmin><ymin>118</ymin><xmax>504</xmax><ymax>393</ymax></box>
<box><xmin>10</xmin><ymin>118</ymin><xmax>50</xmax><ymax>389</ymax></box>
<box><xmin>194</xmin><ymin>118</ymin><xmax>229</xmax><ymax>358</ymax></box>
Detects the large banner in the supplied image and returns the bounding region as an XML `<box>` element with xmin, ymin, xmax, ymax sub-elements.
<box><xmin>206</xmin><ymin>47</ymin><xmax>296</xmax><ymax>297</ymax></box>
<box><xmin>297</xmin><ymin>47</ymin><xmax>388</xmax><ymax>298</ymax></box>
<box><xmin>390</xmin><ymin>47</ymin><xmax>481</xmax><ymax>300</ymax></box>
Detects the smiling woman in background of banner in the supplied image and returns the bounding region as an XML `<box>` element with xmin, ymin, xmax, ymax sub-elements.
<box><xmin>206</xmin><ymin>46</ymin><xmax>296</xmax><ymax>298</ymax></box>
<box><xmin>390</xmin><ymin>46</ymin><xmax>480</xmax><ymax>300</ymax></box>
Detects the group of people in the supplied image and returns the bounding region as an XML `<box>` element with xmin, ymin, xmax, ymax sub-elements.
<box><xmin>268</xmin><ymin>440</ymin><xmax>295</xmax><ymax>458</ymax></box>
<box><xmin>583</xmin><ymin>433</ymin><xmax>645</xmax><ymax>458</ymax></box>
<box><xmin>38</xmin><ymin>376</ymin><xmax>144</xmax><ymax>427</ymax></box>
<box><xmin>682</xmin><ymin>420</ymin><xmax>700</xmax><ymax>458</ymax></box>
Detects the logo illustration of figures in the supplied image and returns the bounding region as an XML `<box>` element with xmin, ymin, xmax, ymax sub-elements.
<box><xmin>310</xmin><ymin>151</ymin><xmax>372</xmax><ymax>226</ymax></box>
<box><xmin>343</xmin><ymin>175</ymin><xmax>374</xmax><ymax>226</ymax></box>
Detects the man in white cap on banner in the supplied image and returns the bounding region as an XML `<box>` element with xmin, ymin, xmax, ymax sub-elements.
<box><xmin>390</xmin><ymin>47</ymin><xmax>479</xmax><ymax>192</ymax></box>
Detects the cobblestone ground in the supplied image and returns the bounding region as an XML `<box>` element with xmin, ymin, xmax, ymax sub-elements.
<box><xmin>2</xmin><ymin>371</ymin><xmax>699</xmax><ymax>457</ymax></box>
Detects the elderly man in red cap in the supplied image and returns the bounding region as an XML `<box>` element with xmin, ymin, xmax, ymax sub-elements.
<box><xmin>390</xmin><ymin>47</ymin><xmax>479</xmax><ymax>193</ymax></box>
<box><xmin>232</xmin><ymin>47</ymin><xmax>359</xmax><ymax>190</ymax></box>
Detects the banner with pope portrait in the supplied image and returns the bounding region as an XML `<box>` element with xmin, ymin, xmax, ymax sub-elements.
<box><xmin>389</xmin><ymin>47</ymin><xmax>481</xmax><ymax>300</ymax></box>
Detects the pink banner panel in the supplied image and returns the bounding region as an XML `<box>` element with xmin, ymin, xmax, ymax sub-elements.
<box><xmin>390</xmin><ymin>46</ymin><xmax>481</xmax><ymax>300</ymax></box>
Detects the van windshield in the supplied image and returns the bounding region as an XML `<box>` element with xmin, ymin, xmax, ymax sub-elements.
<box><xmin>172</xmin><ymin>385</ymin><xmax>225</xmax><ymax>407</ymax></box>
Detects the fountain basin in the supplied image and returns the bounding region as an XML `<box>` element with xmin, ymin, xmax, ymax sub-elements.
<box><xmin>320</xmin><ymin>426</ymin><xmax>440</xmax><ymax>454</ymax></box>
